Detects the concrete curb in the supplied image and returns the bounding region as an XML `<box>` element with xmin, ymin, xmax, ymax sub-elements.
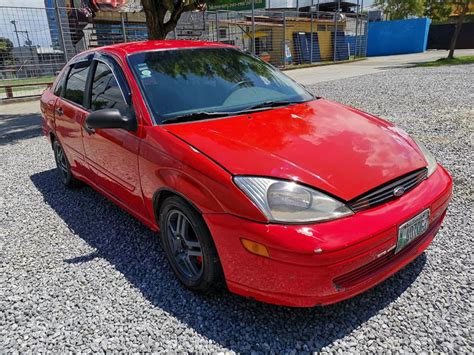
<box><xmin>282</xmin><ymin>58</ymin><xmax>367</xmax><ymax>71</ymax></box>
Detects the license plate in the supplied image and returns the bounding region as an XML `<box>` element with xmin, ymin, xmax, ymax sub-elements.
<box><xmin>396</xmin><ymin>209</ymin><xmax>430</xmax><ymax>253</ymax></box>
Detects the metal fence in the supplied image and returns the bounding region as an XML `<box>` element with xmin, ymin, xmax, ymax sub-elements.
<box><xmin>208</xmin><ymin>10</ymin><xmax>368</xmax><ymax>68</ymax></box>
<box><xmin>0</xmin><ymin>5</ymin><xmax>367</xmax><ymax>99</ymax></box>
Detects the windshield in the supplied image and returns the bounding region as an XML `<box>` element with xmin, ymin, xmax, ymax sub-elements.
<box><xmin>128</xmin><ymin>47</ymin><xmax>314</xmax><ymax>124</ymax></box>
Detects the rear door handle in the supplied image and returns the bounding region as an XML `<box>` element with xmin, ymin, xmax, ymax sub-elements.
<box><xmin>55</xmin><ymin>107</ymin><xmax>64</xmax><ymax>116</ymax></box>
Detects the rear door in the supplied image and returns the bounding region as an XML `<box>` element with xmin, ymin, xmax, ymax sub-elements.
<box><xmin>40</xmin><ymin>68</ymin><xmax>66</xmax><ymax>134</ymax></box>
<box><xmin>54</xmin><ymin>57</ymin><xmax>92</xmax><ymax>176</ymax></box>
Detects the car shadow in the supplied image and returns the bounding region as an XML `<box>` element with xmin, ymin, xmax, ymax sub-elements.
<box><xmin>0</xmin><ymin>112</ymin><xmax>43</xmax><ymax>146</ymax></box>
<box><xmin>30</xmin><ymin>169</ymin><xmax>427</xmax><ymax>352</ymax></box>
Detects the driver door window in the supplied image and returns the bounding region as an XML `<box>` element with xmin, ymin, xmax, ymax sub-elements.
<box><xmin>90</xmin><ymin>62</ymin><xmax>128</xmax><ymax>114</ymax></box>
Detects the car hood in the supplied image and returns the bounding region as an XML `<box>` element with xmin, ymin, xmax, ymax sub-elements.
<box><xmin>164</xmin><ymin>99</ymin><xmax>427</xmax><ymax>201</ymax></box>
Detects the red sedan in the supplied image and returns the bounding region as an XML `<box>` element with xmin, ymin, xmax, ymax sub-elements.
<box><xmin>40</xmin><ymin>40</ymin><xmax>452</xmax><ymax>307</ymax></box>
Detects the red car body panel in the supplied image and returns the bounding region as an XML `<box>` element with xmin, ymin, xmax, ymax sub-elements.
<box><xmin>204</xmin><ymin>166</ymin><xmax>451</xmax><ymax>306</ymax></box>
<box><xmin>164</xmin><ymin>98</ymin><xmax>427</xmax><ymax>200</ymax></box>
<box><xmin>40</xmin><ymin>40</ymin><xmax>453</xmax><ymax>307</ymax></box>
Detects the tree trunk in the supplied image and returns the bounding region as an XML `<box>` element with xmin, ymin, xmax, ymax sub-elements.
<box><xmin>142</xmin><ymin>0</ymin><xmax>169</xmax><ymax>40</ymax></box>
<box><xmin>448</xmin><ymin>2</ymin><xmax>468</xmax><ymax>59</ymax></box>
<box><xmin>141</xmin><ymin>0</ymin><xmax>195</xmax><ymax>40</ymax></box>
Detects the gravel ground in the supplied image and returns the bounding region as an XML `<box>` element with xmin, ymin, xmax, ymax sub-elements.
<box><xmin>1</xmin><ymin>64</ymin><xmax>473</xmax><ymax>353</ymax></box>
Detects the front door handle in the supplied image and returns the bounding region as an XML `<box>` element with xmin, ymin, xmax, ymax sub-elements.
<box><xmin>55</xmin><ymin>107</ymin><xmax>64</xmax><ymax>116</ymax></box>
<box><xmin>84</xmin><ymin>123</ymin><xmax>95</xmax><ymax>135</ymax></box>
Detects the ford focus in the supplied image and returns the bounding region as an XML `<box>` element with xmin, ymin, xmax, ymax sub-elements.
<box><xmin>40</xmin><ymin>41</ymin><xmax>452</xmax><ymax>307</ymax></box>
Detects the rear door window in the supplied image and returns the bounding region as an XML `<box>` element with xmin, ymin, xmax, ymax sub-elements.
<box><xmin>53</xmin><ymin>68</ymin><xmax>68</xmax><ymax>97</ymax></box>
<box><xmin>64</xmin><ymin>63</ymin><xmax>91</xmax><ymax>106</ymax></box>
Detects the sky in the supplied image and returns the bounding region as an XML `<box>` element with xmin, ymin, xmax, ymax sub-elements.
<box><xmin>365</xmin><ymin>0</ymin><xmax>375</xmax><ymax>8</ymax></box>
<box><xmin>0</xmin><ymin>0</ymin><xmax>53</xmax><ymax>48</ymax></box>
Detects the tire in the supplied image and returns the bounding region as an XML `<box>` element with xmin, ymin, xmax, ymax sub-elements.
<box><xmin>53</xmin><ymin>139</ymin><xmax>82</xmax><ymax>188</ymax></box>
<box><xmin>159</xmin><ymin>196</ymin><xmax>224</xmax><ymax>293</ymax></box>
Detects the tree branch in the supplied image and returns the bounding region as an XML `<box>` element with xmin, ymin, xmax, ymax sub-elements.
<box><xmin>142</xmin><ymin>0</ymin><xmax>200</xmax><ymax>39</ymax></box>
<box><xmin>164</xmin><ymin>0</ymin><xmax>199</xmax><ymax>33</ymax></box>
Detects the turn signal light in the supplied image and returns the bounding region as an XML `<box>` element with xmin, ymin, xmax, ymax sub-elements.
<box><xmin>241</xmin><ymin>239</ymin><xmax>270</xmax><ymax>258</ymax></box>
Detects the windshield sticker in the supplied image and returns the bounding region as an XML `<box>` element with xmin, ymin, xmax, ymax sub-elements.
<box><xmin>140</xmin><ymin>69</ymin><xmax>152</xmax><ymax>78</ymax></box>
<box><xmin>137</xmin><ymin>63</ymin><xmax>152</xmax><ymax>78</ymax></box>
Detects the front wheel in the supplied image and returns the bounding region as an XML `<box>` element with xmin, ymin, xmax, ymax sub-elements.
<box><xmin>53</xmin><ymin>140</ymin><xmax>82</xmax><ymax>188</ymax></box>
<box><xmin>159</xmin><ymin>196</ymin><xmax>224</xmax><ymax>293</ymax></box>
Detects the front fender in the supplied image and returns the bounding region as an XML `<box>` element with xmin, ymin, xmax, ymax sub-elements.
<box><xmin>139</xmin><ymin>127</ymin><xmax>266</xmax><ymax>229</ymax></box>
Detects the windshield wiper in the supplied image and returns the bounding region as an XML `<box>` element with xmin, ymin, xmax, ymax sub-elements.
<box><xmin>161</xmin><ymin>100</ymin><xmax>308</xmax><ymax>124</ymax></box>
<box><xmin>161</xmin><ymin>111</ymin><xmax>232</xmax><ymax>124</ymax></box>
<box><xmin>239</xmin><ymin>100</ymin><xmax>304</xmax><ymax>113</ymax></box>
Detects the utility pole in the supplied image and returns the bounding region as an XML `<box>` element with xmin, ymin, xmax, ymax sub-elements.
<box><xmin>251</xmin><ymin>0</ymin><xmax>256</xmax><ymax>55</ymax></box>
<box><xmin>11</xmin><ymin>20</ymin><xmax>35</xmax><ymax>76</ymax></box>
<box><xmin>120</xmin><ymin>13</ymin><xmax>128</xmax><ymax>42</ymax></box>
<box><xmin>361</xmin><ymin>0</ymin><xmax>365</xmax><ymax>57</ymax></box>
<box><xmin>10</xmin><ymin>20</ymin><xmax>21</xmax><ymax>77</ymax></box>
<box><xmin>355</xmin><ymin>0</ymin><xmax>360</xmax><ymax>57</ymax></box>
<box><xmin>10</xmin><ymin>20</ymin><xmax>21</xmax><ymax>48</ymax></box>
<box><xmin>11</xmin><ymin>21</ymin><xmax>33</xmax><ymax>48</ymax></box>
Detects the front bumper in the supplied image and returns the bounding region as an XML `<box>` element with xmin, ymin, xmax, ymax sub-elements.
<box><xmin>204</xmin><ymin>166</ymin><xmax>452</xmax><ymax>307</ymax></box>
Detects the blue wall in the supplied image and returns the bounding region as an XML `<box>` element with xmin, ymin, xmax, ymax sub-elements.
<box><xmin>367</xmin><ymin>18</ymin><xmax>432</xmax><ymax>56</ymax></box>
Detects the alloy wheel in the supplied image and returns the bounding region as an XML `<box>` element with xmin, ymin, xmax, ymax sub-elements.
<box><xmin>165</xmin><ymin>210</ymin><xmax>204</xmax><ymax>281</ymax></box>
<box><xmin>54</xmin><ymin>142</ymin><xmax>69</xmax><ymax>181</ymax></box>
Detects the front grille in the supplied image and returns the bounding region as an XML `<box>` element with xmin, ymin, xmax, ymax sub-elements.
<box><xmin>333</xmin><ymin>211</ymin><xmax>445</xmax><ymax>289</ymax></box>
<box><xmin>348</xmin><ymin>168</ymin><xmax>428</xmax><ymax>212</ymax></box>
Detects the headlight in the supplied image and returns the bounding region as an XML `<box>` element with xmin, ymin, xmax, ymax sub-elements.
<box><xmin>413</xmin><ymin>138</ymin><xmax>437</xmax><ymax>177</ymax></box>
<box><xmin>234</xmin><ymin>177</ymin><xmax>353</xmax><ymax>223</ymax></box>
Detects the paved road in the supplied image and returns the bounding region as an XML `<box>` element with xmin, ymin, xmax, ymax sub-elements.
<box><xmin>286</xmin><ymin>49</ymin><xmax>474</xmax><ymax>85</ymax></box>
<box><xmin>0</xmin><ymin>100</ymin><xmax>40</xmax><ymax>115</ymax></box>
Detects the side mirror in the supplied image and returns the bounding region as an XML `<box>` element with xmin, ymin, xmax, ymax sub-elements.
<box><xmin>85</xmin><ymin>108</ymin><xmax>137</xmax><ymax>132</ymax></box>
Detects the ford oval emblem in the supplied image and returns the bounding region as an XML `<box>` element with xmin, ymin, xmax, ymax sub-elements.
<box><xmin>393</xmin><ymin>186</ymin><xmax>405</xmax><ymax>197</ymax></box>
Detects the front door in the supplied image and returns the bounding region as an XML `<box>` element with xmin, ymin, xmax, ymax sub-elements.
<box><xmin>82</xmin><ymin>58</ymin><xmax>145</xmax><ymax>215</ymax></box>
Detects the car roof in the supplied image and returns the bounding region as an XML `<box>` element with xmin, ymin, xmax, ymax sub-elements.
<box><xmin>97</xmin><ymin>40</ymin><xmax>234</xmax><ymax>56</ymax></box>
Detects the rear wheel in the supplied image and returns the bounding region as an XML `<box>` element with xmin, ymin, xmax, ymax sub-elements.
<box><xmin>159</xmin><ymin>196</ymin><xmax>224</xmax><ymax>292</ymax></box>
<box><xmin>53</xmin><ymin>140</ymin><xmax>82</xmax><ymax>188</ymax></box>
